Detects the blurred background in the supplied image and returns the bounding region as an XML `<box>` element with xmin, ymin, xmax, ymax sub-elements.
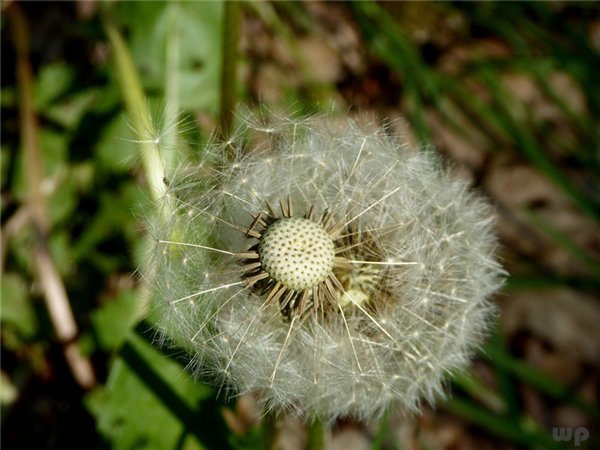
<box><xmin>1</xmin><ymin>1</ymin><xmax>599</xmax><ymax>449</ymax></box>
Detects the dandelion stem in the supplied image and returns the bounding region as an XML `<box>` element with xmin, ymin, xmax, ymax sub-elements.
<box><xmin>104</xmin><ymin>13</ymin><xmax>172</xmax><ymax>217</ymax></box>
<box><xmin>306</xmin><ymin>418</ymin><xmax>326</xmax><ymax>450</ymax></box>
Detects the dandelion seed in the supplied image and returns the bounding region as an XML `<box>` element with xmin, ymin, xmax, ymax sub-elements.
<box><xmin>144</xmin><ymin>111</ymin><xmax>505</xmax><ymax>422</ymax></box>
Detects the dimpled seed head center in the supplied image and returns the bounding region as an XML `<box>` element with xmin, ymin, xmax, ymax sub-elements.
<box><xmin>259</xmin><ymin>218</ymin><xmax>335</xmax><ymax>291</ymax></box>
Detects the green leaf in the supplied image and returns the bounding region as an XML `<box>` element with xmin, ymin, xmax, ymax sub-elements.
<box><xmin>117</xmin><ymin>1</ymin><xmax>224</xmax><ymax>113</ymax></box>
<box><xmin>445</xmin><ymin>396</ymin><xmax>567</xmax><ymax>450</ymax></box>
<box><xmin>0</xmin><ymin>272</ymin><xmax>38</xmax><ymax>339</ymax></box>
<box><xmin>11</xmin><ymin>127</ymin><xmax>68</xmax><ymax>202</ymax></box>
<box><xmin>47</xmin><ymin>177</ymin><xmax>78</xmax><ymax>230</ymax></box>
<box><xmin>47</xmin><ymin>231</ymin><xmax>75</xmax><ymax>276</ymax></box>
<box><xmin>484</xmin><ymin>339</ymin><xmax>600</xmax><ymax>420</ymax></box>
<box><xmin>35</xmin><ymin>62</ymin><xmax>74</xmax><ymax>109</ymax></box>
<box><xmin>44</xmin><ymin>89</ymin><xmax>99</xmax><ymax>130</ymax></box>
<box><xmin>94</xmin><ymin>115</ymin><xmax>139</xmax><ymax>173</ymax></box>
<box><xmin>87</xmin><ymin>329</ymin><xmax>230</xmax><ymax>450</ymax></box>
<box><xmin>89</xmin><ymin>289</ymin><xmax>141</xmax><ymax>352</ymax></box>
<box><xmin>72</xmin><ymin>180</ymin><xmax>145</xmax><ymax>265</ymax></box>
<box><xmin>526</xmin><ymin>210</ymin><xmax>600</xmax><ymax>277</ymax></box>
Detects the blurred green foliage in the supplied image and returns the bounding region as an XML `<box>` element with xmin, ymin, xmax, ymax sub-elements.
<box><xmin>2</xmin><ymin>1</ymin><xmax>599</xmax><ymax>449</ymax></box>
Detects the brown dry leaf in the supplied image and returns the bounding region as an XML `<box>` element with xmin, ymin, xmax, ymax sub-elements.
<box><xmin>279</xmin><ymin>416</ymin><xmax>308</xmax><ymax>450</ymax></box>
<box><xmin>438</xmin><ymin>38</ymin><xmax>512</xmax><ymax>75</ymax></box>
<box><xmin>589</xmin><ymin>19</ymin><xmax>600</xmax><ymax>52</ymax></box>
<box><xmin>297</xmin><ymin>37</ymin><xmax>342</xmax><ymax>84</ymax></box>
<box><xmin>416</xmin><ymin>409</ymin><xmax>516</xmax><ymax>450</ymax></box>
<box><xmin>502</xmin><ymin>73</ymin><xmax>554</xmax><ymax>122</ymax></box>
<box><xmin>554</xmin><ymin>404</ymin><xmax>591</xmax><ymax>430</ymax></box>
<box><xmin>426</xmin><ymin>110</ymin><xmax>490</xmax><ymax>173</ymax></box>
<box><xmin>220</xmin><ymin>393</ymin><xmax>260</xmax><ymax>436</ymax></box>
<box><xmin>523</xmin><ymin>337</ymin><xmax>584</xmax><ymax>385</ymax></box>
<box><xmin>419</xmin><ymin>413</ymin><xmax>465</xmax><ymax>450</ymax></box>
<box><xmin>383</xmin><ymin>1</ymin><xmax>467</xmax><ymax>48</ymax></box>
<box><xmin>500</xmin><ymin>71</ymin><xmax>586</xmax><ymax>149</ymax></box>
<box><xmin>484</xmin><ymin>156</ymin><xmax>599</xmax><ymax>275</ymax></box>
<box><xmin>502</xmin><ymin>289</ymin><xmax>600</xmax><ymax>364</ymax></box>
<box><xmin>519</xmin><ymin>337</ymin><xmax>594</xmax><ymax>429</ymax></box>
<box><xmin>330</xmin><ymin>425</ymin><xmax>371</xmax><ymax>450</ymax></box>
<box><xmin>383</xmin><ymin>110</ymin><xmax>420</xmax><ymax>151</ymax></box>
<box><xmin>254</xmin><ymin>63</ymin><xmax>290</xmax><ymax>104</ymax></box>
<box><xmin>547</xmin><ymin>72</ymin><xmax>587</xmax><ymax>115</ymax></box>
<box><xmin>303</xmin><ymin>1</ymin><xmax>366</xmax><ymax>76</ymax></box>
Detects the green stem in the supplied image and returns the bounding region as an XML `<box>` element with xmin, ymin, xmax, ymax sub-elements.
<box><xmin>371</xmin><ymin>410</ymin><xmax>390</xmax><ymax>450</ymax></box>
<box><xmin>219</xmin><ymin>0</ymin><xmax>241</xmax><ymax>142</ymax></box>
<box><xmin>103</xmin><ymin>11</ymin><xmax>174</xmax><ymax>221</ymax></box>
<box><xmin>306</xmin><ymin>418</ymin><xmax>326</xmax><ymax>450</ymax></box>
<box><xmin>103</xmin><ymin>15</ymin><xmax>167</xmax><ymax>205</ymax></box>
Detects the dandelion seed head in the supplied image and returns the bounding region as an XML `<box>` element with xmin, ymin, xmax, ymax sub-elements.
<box><xmin>144</xmin><ymin>110</ymin><xmax>505</xmax><ymax>423</ymax></box>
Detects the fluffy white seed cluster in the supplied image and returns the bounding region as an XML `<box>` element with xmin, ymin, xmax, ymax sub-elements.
<box><xmin>145</xmin><ymin>111</ymin><xmax>504</xmax><ymax>422</ymax></box>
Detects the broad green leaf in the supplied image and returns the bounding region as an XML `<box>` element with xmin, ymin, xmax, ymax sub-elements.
<box><xmin>95</xmin><ymin>115</ymin><xmax>139</xmax><ymax>173</ymax></box>
<box><xmin>117</xmin><ymin>1</ymin><xmax>223</xmax><ymax>113</ymax></box>
<box><xmin>0</xmin><ymin>272</ymin><xmax>38</xmax><ymax>339</ymax></box>
<box><xmin>90</xmin><ymin>289</ymin><xmax>142</xmax><ymax>352</ymax></box>
<box><xmin>87</xmin><ymin>330</ymin><xmax>221</xmax><ymax>450</ymax></box>
<box><xmin>72</xmin><ymin>180</ymin><xmax>146</xmax><ymax>266</ymax></box>
<box><xmin>44</xmin><ymin>89</ymin><xmax>99</xmax><ymax>130</ymax></box>
<box><xmin>35</xmin><ymin>62</ymin><xmax>74</xmax><ymax>110</ymax></box>
<box><xmin>46</xmin><ymin>176</ymin><xmax>77</xmax><ymax>230</ymax></box>
<box><xmin>11</xmin><ymin>127</ymin><xmax>68</xmax><ymax>202</ymax></box>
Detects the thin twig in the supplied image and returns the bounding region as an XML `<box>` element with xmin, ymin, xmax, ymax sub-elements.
<box><xmin>9</xmin><ymin>3</ymin><xmax>96</xmax><ymax>390</ymax></box>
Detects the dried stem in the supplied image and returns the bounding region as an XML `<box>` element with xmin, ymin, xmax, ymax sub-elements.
<box><xmin>8</xmin><ymin>3</ymin><xmax>96</xmax><ymax>390</ymax></box>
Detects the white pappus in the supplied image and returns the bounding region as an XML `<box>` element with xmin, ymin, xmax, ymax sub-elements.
<box><xmin>143</xmin><ymin>110</ymin><xmax>505</xmax><ymax>423</ymax></box>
